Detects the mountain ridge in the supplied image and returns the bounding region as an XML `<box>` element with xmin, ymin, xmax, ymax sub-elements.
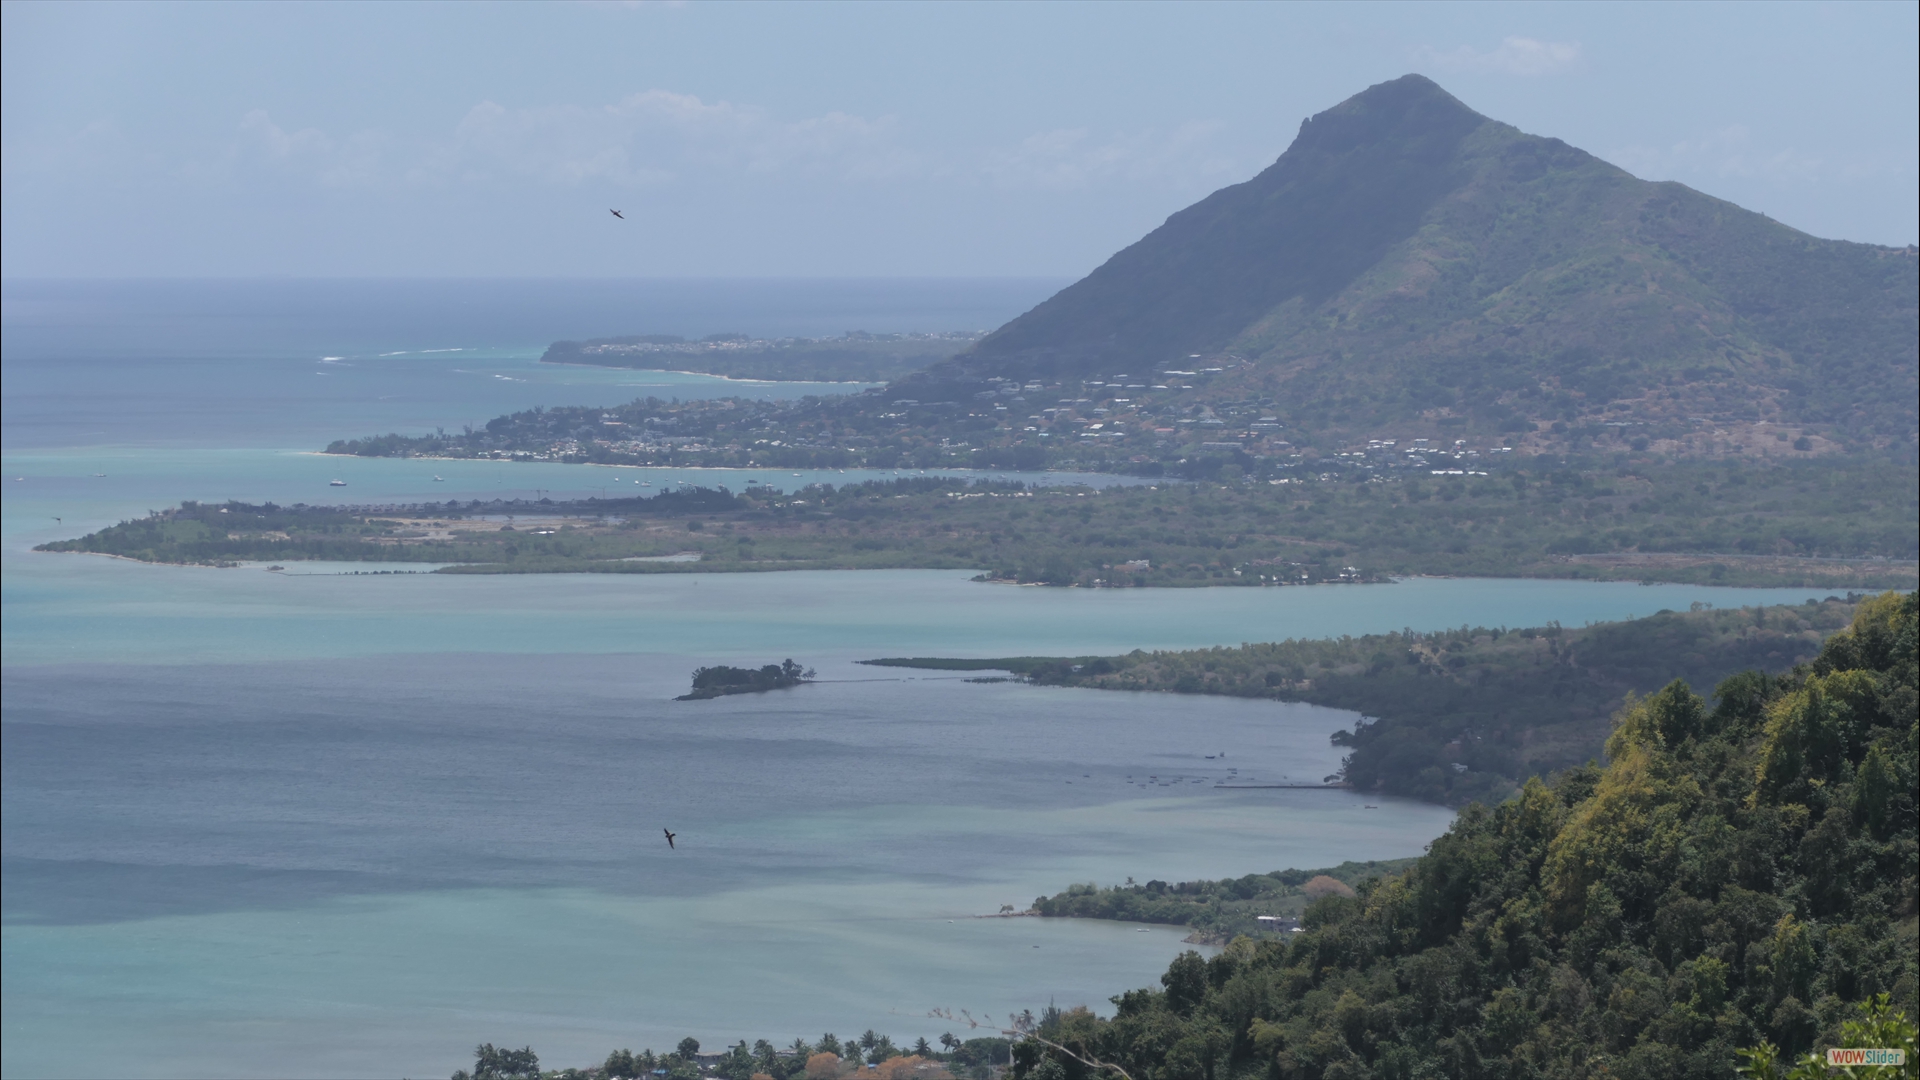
<box><xmin>897</xmin><ymin>75</ymin><xmax>1917</xmax><ymax>456</ymax></box>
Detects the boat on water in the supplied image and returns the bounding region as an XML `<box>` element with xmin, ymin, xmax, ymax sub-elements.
<box><xmin>432</xmin><ymin>475</ymin><xmax>444</xmax><ymax>482</ymax></box>
<box><xmin>329</xmin><ymin>479</ymin><xmax>347</xmax><ymax>487</ymax></box>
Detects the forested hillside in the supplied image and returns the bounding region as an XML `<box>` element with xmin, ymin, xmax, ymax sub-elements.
<box><xmin>1013</xmin><ymin>592</ymin><xmax>1917</xmax><ymax>1080</ymax></box>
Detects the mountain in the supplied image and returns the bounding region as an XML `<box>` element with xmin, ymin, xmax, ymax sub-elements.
<box><xmin>899</xmin><ymin>75</ymin><xmax>1917</xmax><ymax>455</ymax></box>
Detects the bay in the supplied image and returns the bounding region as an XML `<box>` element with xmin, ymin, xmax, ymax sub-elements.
<box><xmin>0</xmin><ymin>575</ymin><xmax>1833</xmax><ymax>1080</ymax></box>
<box><xmin>0</xmin><ymin>279</ymin><xmax>1850</xmax><ymax>1079</ymax></box>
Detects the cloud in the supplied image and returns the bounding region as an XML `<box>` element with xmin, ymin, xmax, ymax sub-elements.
<box><xmin>1611</xmin><ymin>124</ymin><xmax>1826</xmax><ymax>185</ymax></box>
<box><xmin>220</xmin><ymin>92</ymin><xmax>1241</xmax><ymax>196</ymax></box>
<box><xmin>236</xmin><ymin>110</ymin><xmax>394</xmax><ymax>187</ymax></box>
<box><xmin>979</xmin><ymin>120</ymin><xmax>1239</xmax><ymax>191</ymax></box>
<box><xmin>0</xmin><ymin>118</ymin><xmax>126</xmax><ymax>180</ymax></box>
<box><xmin>1417</xmin><ymin>36</ymin><xmax>1581</xmax><ymax>77</ymax></box>
<box><xmin>30</xmin><ymin>88</ymin><xmax>1239</xmax><ymax>204</ymax></box>
<box><xmin>230</xmin><ymin>91</ymin><xmax>918</xmax><ymax>190</ymax></box>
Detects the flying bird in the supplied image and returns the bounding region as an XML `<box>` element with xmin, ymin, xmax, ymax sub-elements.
<box><xmin>663</xmin><ymin>828</ymin><xmax>676</xmax><ymax>850</ymax></box>
<box><xmin>610</xmin><ymin>209</ymin><xmax>626</xmax><ymax>219</ymax></box>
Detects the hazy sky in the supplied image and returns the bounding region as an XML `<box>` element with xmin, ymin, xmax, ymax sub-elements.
<box><xmin>4</xmin><ymin>1</ymin><xmax>1915</xmax><ymax>279</ymax></box>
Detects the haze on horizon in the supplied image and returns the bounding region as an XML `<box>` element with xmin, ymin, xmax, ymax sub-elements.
<box><xmin>2</xmin><ymin>0</ymin><xmax>1915</xmax><ymax>281</ymax></box>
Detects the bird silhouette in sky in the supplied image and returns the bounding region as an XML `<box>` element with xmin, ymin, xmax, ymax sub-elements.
<box><xmin>663</xmin><ymin>828</ymin><xmax>677</xmax><ymax>850</ymax></box>
<box><xmin>610</xmin><ymin>209</ymin><xmax>625</xmax><ymax>219</ymax></box>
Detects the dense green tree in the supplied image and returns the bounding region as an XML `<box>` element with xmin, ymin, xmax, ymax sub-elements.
<box><xmin>867</xmin><ymin>1036</ymin><xmax>899</xmax><ymax>1064</ymax></box>
<box><xmin>453</xmin><ymin>1043</ymin><xmax>539</xmax><ymax>1080</ymax></box>
<box><xmin>1006</xmin><ymin>592</ymin><xmax>1917</xmax><ymax>1080</ymax></box>
<box><xmin>714</xmin><ymin>1041</ymin><xmax>758</xmax><ymax>1080</ymax></box>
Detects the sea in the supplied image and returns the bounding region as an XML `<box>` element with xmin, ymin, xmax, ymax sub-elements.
<box><xmin>0</xmin><ymin>279</ymin><xmax>1846</xmax><ymax>1079</ymax></box>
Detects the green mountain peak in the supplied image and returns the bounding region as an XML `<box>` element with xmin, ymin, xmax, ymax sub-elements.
<box><xmin>905</xmin><ymin>74</ymin><xmax>1917</xmax><ymax>456</ymax></box>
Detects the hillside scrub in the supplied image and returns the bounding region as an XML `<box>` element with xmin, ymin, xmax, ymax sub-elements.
<box><xmin>1010</xmin><ymin>592</ymin><xmax>1918</xmax><ymax>1080</ymax></box>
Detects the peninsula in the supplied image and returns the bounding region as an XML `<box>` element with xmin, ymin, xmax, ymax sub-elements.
<box><xmin>864</xmin><ymin>598</ymin><xmax>1863</xmax><ymax>805</ymax></box>
<box><xmin>33</xmin><ymin>470</ymin><xmax>1917</xmax><ymax>589</ymax></box>
<box><xmin>456</xmin><ymin>594</ymin><xmax>1919</xmax><ymax>1080</ymax></box>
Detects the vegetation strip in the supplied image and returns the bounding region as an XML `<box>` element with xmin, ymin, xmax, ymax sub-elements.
<box><xmin>1030</xmin><ymin>860</ymin><xmax>1421</xmax><ymax>946</ymax></box>
<box><xmin>35</xmin><ymin>463</ymin><xmax>1917</xmax><ymax>589</ymax></box>
<box><xmin>865</xmin><ymin>600</ymin><xmax>1865</xmax><ymax>806</ymax></box>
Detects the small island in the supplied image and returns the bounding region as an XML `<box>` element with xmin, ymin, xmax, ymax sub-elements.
<box><xmin>677</xmin><ymin>659</ymin><xmax>813</xmax><ymax>700</ymax></box>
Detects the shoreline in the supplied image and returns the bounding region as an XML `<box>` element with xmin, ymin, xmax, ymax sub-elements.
<box><xmin>536</xmin><ymin>358</ymin><xmax>883</xmax><ymax>386</ymax></box>
<box><xmin>300</xmin><ymin>450</ymin><xmax>1109</xmax><ymax>483</ymax></box>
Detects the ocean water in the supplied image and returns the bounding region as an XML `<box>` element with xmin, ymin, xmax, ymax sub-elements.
<box><xmin>2</xmin><ymin>277</ymin><xmax>1067</xmax><ymax>451</ymax></box>
<box><xmin>0</xmin><ymin>280</ymin><xmax>1849</xmax><ymax>1079</ymax></box>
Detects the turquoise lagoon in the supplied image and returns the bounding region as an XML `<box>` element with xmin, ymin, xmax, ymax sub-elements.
<box><xmin>0</xmin><ymin>528</ymin><xmax>1840</xmax><ymax>1079</ymax></box>
<box><xmin>1</xmin><ymin>280</ymin><xmax>1852</xmax><ymax>1079</ymax></box>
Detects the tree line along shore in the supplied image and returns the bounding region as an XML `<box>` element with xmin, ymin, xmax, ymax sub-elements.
<box><xmin>864</xmin><ymin>599</ymin><xmax>1867</xmax><ymax>807</ymax></box>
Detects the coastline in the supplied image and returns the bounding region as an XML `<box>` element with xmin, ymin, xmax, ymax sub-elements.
<box><xmin>534</xmin><ymin>358</ymin><xmax>883</xmax><ymax>386</ymax></box>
